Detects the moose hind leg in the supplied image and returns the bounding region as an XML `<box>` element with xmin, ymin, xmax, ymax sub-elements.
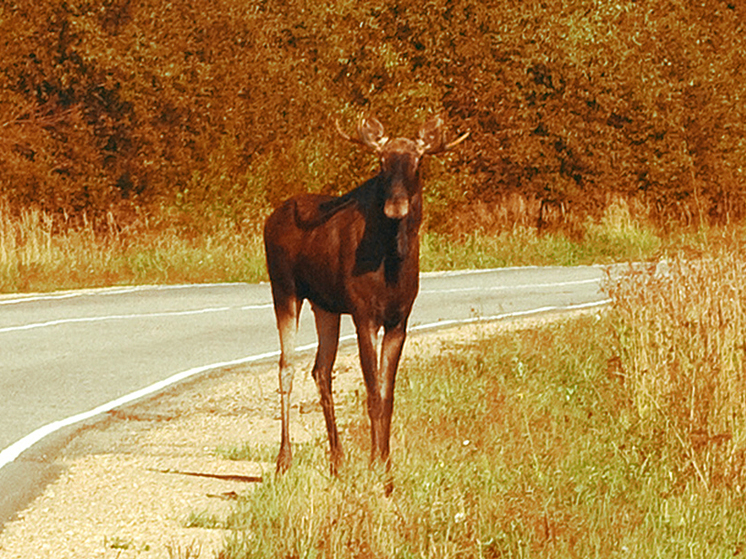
<box><xmin>275</xmin><ymin>298</ymin><xmax>300</xmax><ymax>474</ymax></box>
<box><xmin>311</xmin><ymin>305</ymin><xmax>343</xmax><ymax>475</ymax></box>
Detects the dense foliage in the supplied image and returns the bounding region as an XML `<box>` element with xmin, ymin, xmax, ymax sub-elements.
<box><xmin>1</xmin><ymin>0</ymin><xmax>744</xmax><ymax>232</ymax></box>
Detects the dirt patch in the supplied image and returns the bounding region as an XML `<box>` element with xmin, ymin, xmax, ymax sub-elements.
<box><xmin>0</xmin><ymin>313</ymin><xmax>588</xmax><ymax>559</ymax></box>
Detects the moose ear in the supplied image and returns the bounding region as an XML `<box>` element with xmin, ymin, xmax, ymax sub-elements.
<box><xmin>417</xmin><ymin>115</ymin><xmax>445</xmax><ymax>154</ymax></box>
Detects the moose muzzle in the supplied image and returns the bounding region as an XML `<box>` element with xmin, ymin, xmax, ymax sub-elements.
<box><xmin>384</xmin><ymin>185</ymin><xmax>410</xmax><ymax>219</ymax></box>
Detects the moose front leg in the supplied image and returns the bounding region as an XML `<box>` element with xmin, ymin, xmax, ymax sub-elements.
<box><xmin>355</xmin><ymin>318</ymin><xmax>407</xmax><ymax>473</ymax></box>
<box><xmin>354</xmin><ymin>319</ymin><xmax>384</xmax><ymax>463</ymax></box>
<box><xmin>378</xmin><ymin>321</ymin><xmax>406</xmax><ymax>466</ymax></box>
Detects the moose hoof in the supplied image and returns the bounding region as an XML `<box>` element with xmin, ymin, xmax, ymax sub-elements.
<box><xmin>276</xmin><ymin>447</ymin><xmax>292</xmax><ymax>475</ymax></box>
<box><xmin>383</xmin><ymin>474</ymin><xmax>394</xmax><ymax>497</ymax></box>
<box><xmin>329</xmin><ymin>450</ymin><xmax>344</xmax><ymax>477</ymax></box>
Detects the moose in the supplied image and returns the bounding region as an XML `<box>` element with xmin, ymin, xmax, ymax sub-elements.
<box><xmin>263</xmin><ymin>115</ymin><xmax>469</xmax><ymax>484</ymax></box>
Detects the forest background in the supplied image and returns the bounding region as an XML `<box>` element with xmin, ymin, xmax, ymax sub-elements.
<box><xmin>0</xmin><ymin>0</ymin><xmax>744</xmax><ymax>290</ymax></box>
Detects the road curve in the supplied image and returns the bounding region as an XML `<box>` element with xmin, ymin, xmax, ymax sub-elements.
<box><xmin>0</xmin><ymin>266</ymin><xmax>609</xmax><ymax>528</ymax></box>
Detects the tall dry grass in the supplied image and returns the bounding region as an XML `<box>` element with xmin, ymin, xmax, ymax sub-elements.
<box><xmin>0</xmin><ymin>205</ymin><xmax>267</xmax><ymax>292</ymax></box>
<box><xmin>608</xmin><ymin>248</ymin><xmax>746</xmax><ymax>488</ymax></box>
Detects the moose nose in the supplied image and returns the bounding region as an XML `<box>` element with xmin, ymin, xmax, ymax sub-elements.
<box><xmin>384</xmin><ymin>194</ymin><xmax>410</xmax><ymax>219</ymax></box>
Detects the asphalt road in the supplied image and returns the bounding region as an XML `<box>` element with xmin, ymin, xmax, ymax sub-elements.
<box><xmin>0</xmin><ymin>266</ymin><xmax>609</xmax><ymax>528</ymax></box>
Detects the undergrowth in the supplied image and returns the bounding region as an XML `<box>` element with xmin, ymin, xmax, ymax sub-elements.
<box><xmin>220</xmin><ymin>301</ymin><xmax>746</xmax><ymax>557</ymax></box>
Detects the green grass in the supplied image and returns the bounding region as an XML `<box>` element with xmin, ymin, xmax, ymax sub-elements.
<box><xmin>218</xmin><ymin>309</ymin><xmax>746</xmax><ymax>558</ymax></box>
<box><xmin>185</xmin><ymin>510</ymin><xmax>226</xmax><ymax>530</ymax></box>
<box><xmin>215</xmin><ymin>442</ymin><xmax>279</xmax><ymax>463</ymax></box>
<box><xmin>420</xmin><ymin>223</ymin><xmax>659</xmax><ymax>270</ymax></box>
<box><xmin>420</xmin><ymin>201</ymin><xmax>663</xmax><ymax>270</ymax></box>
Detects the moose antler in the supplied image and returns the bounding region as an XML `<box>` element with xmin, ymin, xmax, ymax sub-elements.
<box><xmin>334</xmin><ymin>116</ymin><xmax>388</xmax><ymax>152</ymax></box>
<box><xmin>444</xmin><ymin>130</ymin><xmax>471</xmax><ymax>150</ymax></box>
<box><xmin>417</xmin><ymin>115</ymin><xmax>470</xmax><ymax>155</ymax></box>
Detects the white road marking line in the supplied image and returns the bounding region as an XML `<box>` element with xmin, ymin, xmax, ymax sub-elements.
<box><xmin>0</xmin><ymin>269</ymin><xmax>601</xmax><ymax>305</ymax></box>
<box><xmin>410</xmin><ymin>299</ymin><xmax>611</xmax><ymax>332</ymax></box>
<box><xmin>420</xmin><ymin>278</ymin><xmax>601</xmax><ymax>294</ymax></box>
<box><xmin>0</xmin><ymin>286</ymin><xmax>143</xmax><ymax>305</ymax></box>
<box><xmin>0</xmin><ymin>297</ymin><xmax>611</xmax><ymax>472</ymax></box>
<box><xmin>1</xmin><ymin>279</ymin><xmax>600</xmax><ymax>333</ymax></box>
<box><xmin>420</xmin><ymin>264</ymin><xmax>606</xmax><ymax>277</ymax></box>
<box><xmin>0</xmin><ymin>282</ymin><xmax>260</xmax><ymax>306</ymax></box>
<box><xmin>0</xmin><ymin>307</ymin><xmax>233</xmax><ymax>334</ymax></box>
<box><xmin>0</xmin><ymin>304</ymin><xmax>274</xmax><ymax>334</ymax></box>
<box><xmin>0</xmin><ymin>351</ymin><xmax>280</xmax><ymax>470</ymax></box>
<box><xmin>0</xmin><ymin>292</ymin><xmax>90</xmax><ymax>305</ymax></box>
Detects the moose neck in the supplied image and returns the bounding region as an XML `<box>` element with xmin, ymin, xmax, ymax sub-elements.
<box><xmin>380</xmin><ymin>172</ymin><xmax>422</xmax><ymax>268</ymax></box>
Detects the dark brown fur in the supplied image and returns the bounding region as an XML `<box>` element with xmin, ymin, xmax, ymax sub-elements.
<box><xmin>263</xmin><ymin>116</ymin><xmax>468</xmax><ymax>488</ymax></box>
